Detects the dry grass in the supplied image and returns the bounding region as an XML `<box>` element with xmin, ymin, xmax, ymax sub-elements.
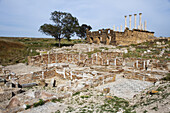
<box><xmin>0</xmin><ymin>37</ymin><xmax>83</xmax><ymax>66</ymax></box>
<box><xmin>0</xmin><ymin>39</ymin><xmax>28</xmax><ymax>66</ymax></box>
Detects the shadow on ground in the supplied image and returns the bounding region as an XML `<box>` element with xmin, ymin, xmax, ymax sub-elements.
<box><xmin>51</xmin><ymin>43</ymin><xmax>74</xmax><ymax>47</ymax></box>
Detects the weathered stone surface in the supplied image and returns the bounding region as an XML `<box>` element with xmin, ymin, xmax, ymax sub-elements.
<box><xmin>86</xmin><ymin>28</ymin><xmax>155</xmax><ymax>45</ymax></box>
<box><xmin>38</xmin><ymin>79</ymin><xmax>46</xmax><ymax>87</ymax></box>
<box><xmin>6</xmin><ymin>97</ymin><xmax>20</xmax><ymax>109</ymax></box>
<box><xmin>41</xmin><ymin>92</ymin><xmax>54</xmax><ymax>100</ymax></box>
<box><xmin>0</xmin><ymin>91</ymin><xmax>12</xmax><ymax>102</ymax></box>
<box><xmin>34</xmin><ymin>91</ymin><xmax>41</xmax><ymax>98</ymax></box>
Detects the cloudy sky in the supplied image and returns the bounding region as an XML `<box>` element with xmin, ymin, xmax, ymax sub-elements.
<box><xmin>0</xmin><ymin>0</ymin><xmax>170</xmax><ymax>38</ymax></box>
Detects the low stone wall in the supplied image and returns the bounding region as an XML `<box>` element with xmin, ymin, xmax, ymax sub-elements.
<box><xmin>28</xmin><ymin>53</ymin><xmax>88</xmax><ymax>66</ymax></box>
<box><xmin>123</xmin><ymin>72</ymin><xmax>157</xmax><ymax>82</ymax></box>
<box><xmin>27</xmin><ymin>52</ymin><xmax>167</xmax><ymax>71</ymax></box>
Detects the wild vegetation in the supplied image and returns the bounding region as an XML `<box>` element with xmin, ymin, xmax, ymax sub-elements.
<box><xmin>122</xmin><ymin>39</ymin><xmax>170</xmax><ymax>61</ymax></box>
<box><xmin>0</xmin><ymin>37</ymin><xmax>83</xmax><ymax>66</ymax></box>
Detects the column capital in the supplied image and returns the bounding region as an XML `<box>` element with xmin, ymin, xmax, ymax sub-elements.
<box><xmin>129</xmin><ymin>15</ymin><xmax>132</xmax><ymax>17</ymax></box>
<box><xmin>125</xmin><ymin>15</ymin><xmax>127</xmax><ymax>18</ymax></box>
<box><xmin>139</xmin><ymin>13</ymin><xmax>142</xmax><ymax>15</ymax></box>
<box><xmin>134</xmin><ymin>14</ymin><xmax>137</xmax><ymax>16</ymax></box>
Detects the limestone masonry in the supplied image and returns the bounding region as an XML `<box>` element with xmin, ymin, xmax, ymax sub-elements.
<box><xmin>0</xmin><ymin>13</ymin><xmax>169</xmax><ymax>113</ymax></box>
<box><xmin>86</xmin><ymin>13</ymin><xmax>155</xmax><ymax>45</ymax></box>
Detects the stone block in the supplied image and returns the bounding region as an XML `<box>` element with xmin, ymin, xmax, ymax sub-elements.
<box><xmin>6</xmin><ymin>97</ymin><xmax>20</xmax><ymax>109</ymax></box>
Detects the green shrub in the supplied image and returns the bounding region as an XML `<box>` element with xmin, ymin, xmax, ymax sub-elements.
<box><xmin>25</xmin><ymin>104</ymin><xmax>31</xmax><ymax>110</ymax></box>
<box><xmin>33</xmin><ymin>99</ymin><xmax>45</xmax><ymax>107</ymax></box>
<box><xmin>99</xmin><ymin>47</ymin><xmax>109</xmax><ymax>50</ymax></box>
<box><xmin>80</xmin><ymin>95</ymin><xmax>89</xmax><ymax>99</ymax></box>
<box><xmin>51</xmin><ymin>98</ymin><xmax>62</xmax><ymax>103</ymax></box>
<box><xmin>55</xmin><ymin>110</ymin><xmax>61</xmax><ymax>113</ymax></box>
<box><xmin>143</xmin><ymin>110</ymin><xmax>148</xmax><ymax>113</ymax></box>
<box><xmin>161</xmin><ymin>73</ymin><xmax>170</xmax><ymax>81</ymax></box>
<box><xmin>73</xmin><ymin>92</ymin><xmax>80</xmax><ymax>96</ymax></box>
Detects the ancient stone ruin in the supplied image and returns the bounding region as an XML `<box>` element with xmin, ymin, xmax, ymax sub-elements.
<box><xmin>0</xmin><ymin>13</ymin><xmax>169</xmax><ymax>113</ymax></box>
<box><xmin>86</xmin><ymin>13</ymin><xmax>155</xmax><ymax>45</ymax></box>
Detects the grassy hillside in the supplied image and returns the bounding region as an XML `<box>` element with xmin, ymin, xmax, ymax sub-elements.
<box><xmin>0</xmin><ymin>37</ymin><xmax>83</xmax><ymax>66</ymax></box>
<box><xmin>0</xmin><ymin>39</ymin><xmax>27</xmax><ymax>65</ymax></box>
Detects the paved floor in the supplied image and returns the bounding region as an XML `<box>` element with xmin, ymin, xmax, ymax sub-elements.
<box><xmin>4</xmin><ymin>63</ymin><xmax>42</xmax><ymax>75</ymax></box>
<box><xmin>96</xmin><ymin>77</ymin><xmax>153</xmax><ymax>99</ymax></box>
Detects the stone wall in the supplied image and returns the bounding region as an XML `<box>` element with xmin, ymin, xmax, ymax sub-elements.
<box><xmin>28</xmin><ymin>53</ymin><xmax>88</xmax><ymax>66</ymax></box>
<box><xmin>27</xmin><ymin>52</ymin><xmax>166</xmax><ymax>71</ymax></box>
<box><xmin>123</xmin><ymin>72</ymin><xmax>157</xmax><ymax>82</ymax></box>
<box><xmin>86</xmin><ymin>28</ymin><xmax>155</xmax><ymax>45</ymax></box>
<box><xmin>28</xmin><ymin>52</ymin><xmax>124</xmax><ymax>67</ymax></box>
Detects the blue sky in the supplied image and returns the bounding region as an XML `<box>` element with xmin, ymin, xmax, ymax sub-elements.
<box><xmin>0</xmin><ymin>0</ymin><xmax>170</xmax><ymax>38</ymax></box>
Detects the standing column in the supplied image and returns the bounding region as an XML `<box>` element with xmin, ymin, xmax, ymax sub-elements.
<box><xmin>136</xmin><ymin>60</ymin><xmax>138</xmax><ymax>69</ymax></box>
<box><xmin>125</xmin><ymin>15</ymin><xmax>127</xmax><ymax>29</ymax></box>
<box><xmin>113</xmin><ymin>25</ymin><xmax>115</xmax><ymax>31</ymax></box>
<box><xmin>134</xmin><ymin>14</ymin><xmax>137</xmax><ymax>29</ymax></box>
<box><xmin>146</xmin><ymin>60</ymin><xmax>150</xmax><ymax>68</ymax></box>
<box><xmin>138</xmin><ymin>25</ymin><xmax>140</xmax><ymax>29</ymax></box>
<box><xmin>143</xmin><ymin>61</ymin><xmax>145</xmax><ymax>70</ymax></box>
<box><xmin>139</xmin><ymin>13</ymin><xmax>142</xmax><ymax>29</ymax></box>
<box><xmin>117</xmin><ymin>26</ymin><xmax>119</xmax><ymax>31</ymax></box>
<box><xmin>120</xmin><ymin>25</ymin><xmax>122</xmax><ymax>32</ymax></box>
<box><xmin>144</xmin><ymin>21</ymin><xmax>147</xmax><ymax>30</ymax></box>
<box><xmin>129</xmin><ymin>15</ymin><xmax>132</xmax><ymax>30</ymax></box>
<box><xmin>107</xmin><ymin>59</ymin><xmax>109</xmax><ymax>65</ymax></box>
<box><xmin>141</xmin><ymin>24</ymin><xmax>143</xmax><ymax>30</ymax></box>
<box><xmin>42</xmin><ymin>71</ymin><xmax>44</xmax><ymax>79</ymax></box>
<box><xmin>114</xmin><ymin>58</ymin><xmax>116</xmax><ymax>66</ymax></box>
<box><xmin>63</xmin><ymin>68</ymin><xmax>66</xmax><ymax>79</ymax></box>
